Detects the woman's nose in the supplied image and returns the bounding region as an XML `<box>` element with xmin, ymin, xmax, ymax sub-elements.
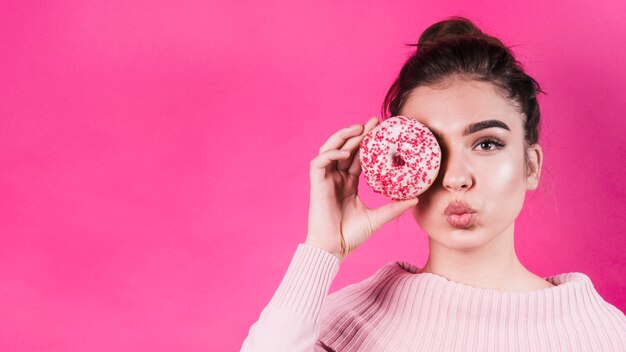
<box><xmin>441</xmin><ymin>149</ymin><xmax>473</xmax><ymax>191</ymax></box>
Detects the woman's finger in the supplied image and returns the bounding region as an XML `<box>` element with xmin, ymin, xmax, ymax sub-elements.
<box><xmin>336</xmin><ymin>134</ymin><xmax>364</xmax><ymax>171</ymax></box>
<box><xmin>318</xmin><ymin>124</ymin><xmax>364</xmax><ymax>154</ymax></box>
<box><xmin>347</xmin><ymin>149</ymin><xmax>362</xmax><ymax>177</ymax></box>
<box><xmin>310</xmin><ymin>149</ymin><xmax>352</xmax><ymax>183</ymax></box>
<box><xmin>337</xmin><ymin>117</ymin><xmax>379</xmax><ymax>171</ymax></box>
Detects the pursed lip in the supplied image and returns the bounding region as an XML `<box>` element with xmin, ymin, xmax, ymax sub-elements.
<box><xmin>444</xmin><ymin>201</ymin><xmax>477</xmax><ymax>216</ymax></box>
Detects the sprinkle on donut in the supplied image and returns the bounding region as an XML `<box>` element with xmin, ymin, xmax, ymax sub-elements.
<box><xmin>359</xmin><ymin>116</ymin><xmax>441</xmax><ymax>200</ymax></box>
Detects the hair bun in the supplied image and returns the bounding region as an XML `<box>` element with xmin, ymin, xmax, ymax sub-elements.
<box><xmin>417</xmin><ymin>16</ymin><xmax>508</xmax><ymax>51</ymax></box>
<box><xmin>418</xmin><ymin>16</ymin><xmax>485</xmax><ymax>45</ymax></box>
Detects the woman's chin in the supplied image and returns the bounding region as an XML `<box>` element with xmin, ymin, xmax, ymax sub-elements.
<box><xmin>427</xmin><ymin>228</ymin><xmax>492</xmax><ymax>251</ymax></box>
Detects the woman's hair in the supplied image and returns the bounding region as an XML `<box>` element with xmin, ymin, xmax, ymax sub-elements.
<box><xmin>382</xmin><ymin>16</ymin><xmax>545</xmax><ymax>176</ymax></box>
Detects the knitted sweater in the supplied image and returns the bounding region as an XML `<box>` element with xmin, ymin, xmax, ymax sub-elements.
<box><xmin>241</xmin><ymin>243</ymin><xmax>626</xmax><ymax>351</ymax></box>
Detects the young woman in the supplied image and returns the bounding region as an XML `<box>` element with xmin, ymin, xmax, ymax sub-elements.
<box><xmin>241</xmin><ymin>17</ymin><xmax>626</xmax><ymax>351</ymax></box>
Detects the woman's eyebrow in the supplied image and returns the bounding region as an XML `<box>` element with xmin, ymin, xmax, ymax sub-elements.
<box><xmin>428</xmin><ymin>119</ymin><xmax>511</xmax><ymax>141</ymax></box>
<box><xmin>462</xmin><ymin>119</ymin><xmax>510</xmax><ymax>136</ymax></box>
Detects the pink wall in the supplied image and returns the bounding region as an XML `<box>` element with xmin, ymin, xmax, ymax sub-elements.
<box><xmin>1</xmin><ymin>0</ymin><xmax>624</xmax><ymax>350</ymax></box>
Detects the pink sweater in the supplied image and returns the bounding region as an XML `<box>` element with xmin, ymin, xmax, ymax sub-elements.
<box><xmin>241</xmin><ymin>243</ymin><xmax>626</xmax><ymax>351</ymax></box>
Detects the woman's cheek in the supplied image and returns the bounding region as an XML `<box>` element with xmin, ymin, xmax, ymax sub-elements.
<box><xmin>495</xmin><ymin>152</ymin><xmax>526</xmax><ymax>192</ymax></box>
<box><xmin>481</xmin><ymin>155</ymin><xmax>527</xmax><ymax>220</ymax></box>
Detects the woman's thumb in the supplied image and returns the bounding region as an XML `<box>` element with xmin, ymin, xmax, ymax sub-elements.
<box><xmin>369</xmin><ymin>197</ymin><xmax>419</xmax><ymax>231</ymax></box>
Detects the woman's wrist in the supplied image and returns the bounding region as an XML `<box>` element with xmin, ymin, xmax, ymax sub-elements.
<box><xmin>304</xmin><ymin>239</ymin><xmax>342</xmax><ymax>262</ymax></box>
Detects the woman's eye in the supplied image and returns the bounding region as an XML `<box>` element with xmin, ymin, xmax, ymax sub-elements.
<box><xmin>474</xmin><ymin>138</ymin><xmax>505</xmax><ymax>151</ymax></box>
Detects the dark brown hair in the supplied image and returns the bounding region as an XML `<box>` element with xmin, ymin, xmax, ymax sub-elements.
<box><xmin>382</xmin><ymin>16</ymin><xmax>545</xmax><ymax>175</ymax></box>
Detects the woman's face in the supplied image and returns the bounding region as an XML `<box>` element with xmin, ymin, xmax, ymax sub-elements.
<box><xmin>398</xmin><ymin>78</ymin><xmax>542</xmax><ymax>250</ymax></box>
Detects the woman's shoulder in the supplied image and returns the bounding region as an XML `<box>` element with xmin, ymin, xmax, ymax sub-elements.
<box><xmin>320</xmin><ymin>261</ymin><xmax>413</xmax><ymax>321</ymax></box>
<box><xmin>325</xmin><ymin>260</ymin><xmax>418</xmax><ymax>301</ymax></box>
<box><xmin>535</xmin><ymin>271</ymin><xmax>626</xmax><ymax>330</ymax></box>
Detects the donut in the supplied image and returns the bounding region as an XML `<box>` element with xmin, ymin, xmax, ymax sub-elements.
<box><xmin>358</xmin><ymin>116</ymin><xmax>441</xmax><ymax>200</ymax></box>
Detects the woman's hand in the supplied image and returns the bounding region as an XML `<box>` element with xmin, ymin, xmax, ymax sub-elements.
<box><xmin>306</xmin><ymin>117</ymin><xmax>419</xmax><ymax>263</ymax></box>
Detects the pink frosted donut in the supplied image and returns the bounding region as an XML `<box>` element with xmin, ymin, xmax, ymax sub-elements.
<box><xmin>359</xmin><ymin>116</ymin><xmax>441</xmax><ymax>200</ymax></box>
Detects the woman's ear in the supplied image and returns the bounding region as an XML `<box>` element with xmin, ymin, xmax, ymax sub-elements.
<box><xmin>525</xmin><ymin>143</ymin><xmax>543</xmax><ymax>191</ymax></box>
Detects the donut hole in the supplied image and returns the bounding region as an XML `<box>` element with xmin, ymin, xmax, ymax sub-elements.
<box><xmin>391</xmin><ymin>153</ymin><xmax>406</xmax><ymax>167</ymax></box>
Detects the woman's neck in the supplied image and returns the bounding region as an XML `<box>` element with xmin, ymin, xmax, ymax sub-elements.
<box><xmin>420</xmin><ymin>224</ymin><xmax>554</xmax><ymax>291</ymax></box>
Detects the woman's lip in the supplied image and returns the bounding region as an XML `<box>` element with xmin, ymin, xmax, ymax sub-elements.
<box><xmin>445</xmin><ymin>213</ymin><xmax>476</xmax><ymax>229</ymax></box>
<box><xmin>444</xmin><ymin>201</ymin><xmax>477</xmax><ymax>216</ymax></box>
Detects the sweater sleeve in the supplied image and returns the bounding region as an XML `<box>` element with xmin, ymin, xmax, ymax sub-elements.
<box><xmin>240</xmin><ymin>243</ymin><xmax>340</xmax><ymax>352</ymax></box>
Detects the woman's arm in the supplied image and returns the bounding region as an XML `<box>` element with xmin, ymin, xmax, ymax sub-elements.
<box><xmin>241</xmin><ymin>118</ymin><xmax>416</xmax><ymax>351</ymax></box>
<box><xmin>240</xmin><ymin>243</ymin><xmax>340</xmax><ymax>352</ymax></box>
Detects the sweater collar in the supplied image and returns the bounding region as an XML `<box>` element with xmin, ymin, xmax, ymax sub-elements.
<box><xmin>395</xmin><ymin>261</ymin><xmax>594</xmax><ymax>297</ymax></box>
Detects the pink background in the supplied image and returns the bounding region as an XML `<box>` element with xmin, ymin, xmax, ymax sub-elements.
<box><xmin>1</xmin><ymin>1</ymin><xmax>625</xmax><ymax>350</ymax></box>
